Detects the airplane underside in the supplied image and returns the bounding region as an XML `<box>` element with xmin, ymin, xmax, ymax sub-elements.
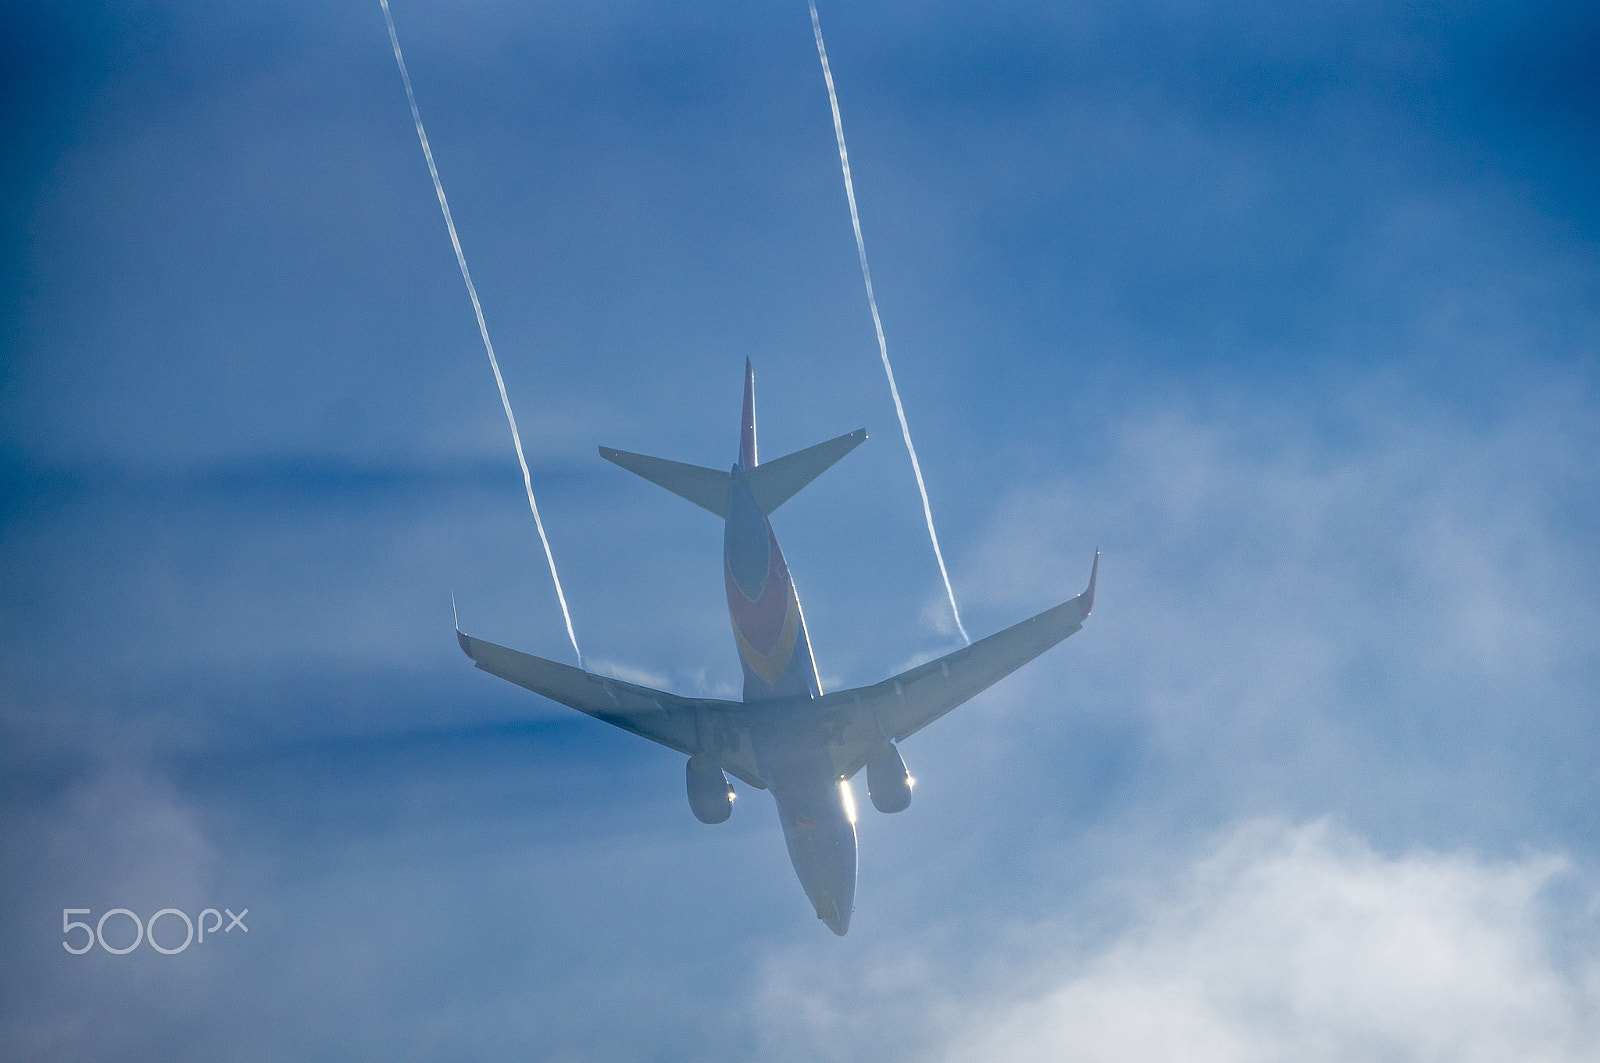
<box><xmin>456</xmin><ymin>361</ymin><xmax>1094</xmax><ymax>933</ymax></box>
<box><xmin>749</xmin><ymin>703</ymin><xmax>859</xmax><ymax>933</ymax></box>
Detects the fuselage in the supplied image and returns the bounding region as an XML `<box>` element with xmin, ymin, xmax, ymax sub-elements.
<box><xmin>723</xmin><ymin>379</ymin><xmax>856</xmax><ymax>935</ymax></box>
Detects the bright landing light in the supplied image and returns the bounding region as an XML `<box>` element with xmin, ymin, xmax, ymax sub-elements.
<box><xmin>839</xmin><ymin>779</ymin><xmax>858</xmax><ymax>824</ymax></box>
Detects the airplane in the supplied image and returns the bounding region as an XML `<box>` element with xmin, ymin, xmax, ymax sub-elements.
<box><xmin>456</xmin><ymin>361</ymin><xmax>1096</xmax><ymax>934</ymax></box>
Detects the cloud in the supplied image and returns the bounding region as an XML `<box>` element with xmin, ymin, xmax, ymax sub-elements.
<box><xmin>0</xmin><ymin>755</ymin><xmax>229</xmax><ymax>1060</ymax></box>
<box><xmin>752</xmin><ymin>820</ymin><xmax>1600</xmax><ymax>1063</ymax></box>
<box><xmin>933</xmin><ymin>380</ymin><xmax>1600</xmax><ymax>847</ymax></box>
<box><xmin>947</xmin><ymin>821</ymin><xmax>1598</xmax><ymax>1063</ymax></box>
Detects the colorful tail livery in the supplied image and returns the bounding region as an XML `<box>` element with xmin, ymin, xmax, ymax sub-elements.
<box><xmin>457</xmin><ymin>361</ymin><xmax>1096</xmax><ymax>934</ymax></box>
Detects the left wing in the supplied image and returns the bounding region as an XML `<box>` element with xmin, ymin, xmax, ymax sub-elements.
<box><xmin>818</xmin><ymin>552</ymin><xmax>1097</xmax><ymax>779</ymax></box>
<box><xmin>456</xmin><ymin>631</ymin><xmax>767</xmax><ymax>789</ymax></box>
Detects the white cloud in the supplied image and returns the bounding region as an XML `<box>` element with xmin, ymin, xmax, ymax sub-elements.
<box><xmin>934</xmin><ymin>388</ymin><xmax>1600</xmax><ymax>836</ymax></box>
<box><xmin>752</xmin><ymin>821</ymin><xmax>1600</xmax><ymax>1063</ymax></box>
<box><xmin>14</xmin><ymin>761</ymin><xmax>219</xmax><ymax>914</ymax></box>
<box><xmin>948</xmin><ymin>822</ymin><xmax>1597</xmax><ymax>1063</ymax></box>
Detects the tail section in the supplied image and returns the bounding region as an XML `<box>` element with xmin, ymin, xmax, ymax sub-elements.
<box><xmin>741</xmin><ymin>358</ymin><xmax>758</xmax><ymax>471</ymax></box>
<box><xmin>600</xmin><ymin>361</ymin><xmax>866</xmax><ymax>516</ymax></box>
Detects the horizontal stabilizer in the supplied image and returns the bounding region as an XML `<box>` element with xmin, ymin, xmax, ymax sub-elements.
<box><xmin>600</xmin><ymin>428</ymin><xmax>866</xmax><ymax>517</ymax></box>
<box><xmin>598</xmin><ymin>447</ymin><xmax>729</xmax><ymax>518</ymax></box>
<box><xmin>746</xmin><ymin>429</ymin><xmax>867</xmax><ymax>515</ymax></box>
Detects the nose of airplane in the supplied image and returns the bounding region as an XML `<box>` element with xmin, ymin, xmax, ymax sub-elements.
<box><xmin>815</xmin><ymin>894</ymin><xmax>853</xmax><ymax>936</ymax></box>
<box><xmin>815</xmin><ymin>831</ymin><xmax>856</xmax><ymax>936</ymax></box>
<box><xmin>778</xmin><ymin>788</ymin><xmax>858</xmax><ymax>936</ymax></box>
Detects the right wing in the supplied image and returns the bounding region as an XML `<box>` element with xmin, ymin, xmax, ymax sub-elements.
<box><xmin>456</xmin><ymin>631</ymin><xmax>767</xmax><ymax>789</ymax></box>
<box><xmin>819</xmin><ymin>552</ymin><xmax>1098</xmax><ymax>779</ymax></box>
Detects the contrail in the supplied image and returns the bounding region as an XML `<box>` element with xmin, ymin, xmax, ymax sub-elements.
<box><xmin>379</xmin><ymin>0</ymin><xmax>583</xmax><ymax>666</ymax></box>
<box><xmin>808</xmin><ymin>1</ymin><xmax>969</xmax><ymax>645</ymax></box>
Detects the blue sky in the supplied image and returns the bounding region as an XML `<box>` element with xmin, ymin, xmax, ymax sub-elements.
<box><xmin>3</xmin><ymin>1</ymin><xmax>1599</xmax><ymax>1059</ymax></box>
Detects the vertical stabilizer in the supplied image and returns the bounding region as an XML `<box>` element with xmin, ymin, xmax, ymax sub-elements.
<box><xmin>741</xmin><ymin>359</ymin><xmax>758</xmax><ymax>469</ymax></box>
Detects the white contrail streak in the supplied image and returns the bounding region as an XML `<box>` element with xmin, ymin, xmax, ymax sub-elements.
<box><xmin>379</xmin><ymin>0</ymin><xmax>583</xmax><ymax>666</ymax></box>
<box><xmin>808</xmin><ymin>1</ymin><xmax>969</xmax><ymax>645</ymax></box>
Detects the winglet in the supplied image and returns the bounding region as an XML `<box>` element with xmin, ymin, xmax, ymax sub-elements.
<box><xmin>453</xmin><ymin>594</ymin><xmax>474</xmax><ymax>660</ymax></box>
<box><xmin>1081</xmin><ymin>551</ymin><xmax>1099</xmax><ymax>619</ymax></box>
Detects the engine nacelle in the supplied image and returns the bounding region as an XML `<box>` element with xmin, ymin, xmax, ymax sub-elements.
<box><xmin>866</xmin><ymin>743</ymin><xmax>913</xmax><ymax>814</ymax></box>
<box><xmin>686</xmin><ymin>756</ymin><xmax>734</xmax><ymax>824</ymax></box>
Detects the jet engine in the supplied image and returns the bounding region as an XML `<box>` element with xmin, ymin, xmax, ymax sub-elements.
<box><xmin>686</xmin><ymin>756</ymin><xmax>734</xmax><ymax>824</ymax></box>
<box><xmin>866</xmin><ymin>743</ymin><xmax>913</xmax><ymax>814</ymax></box>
